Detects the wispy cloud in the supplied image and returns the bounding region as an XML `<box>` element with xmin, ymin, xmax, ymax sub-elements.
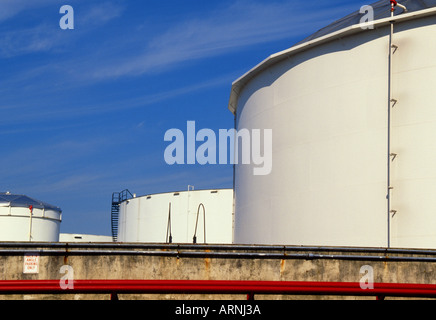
<box><xmin>0</xmin><ymin>1</ymin><xmax>124</xmax><ymax>58</ymax></box>
<box><xmin>0</xmin><ymin>0</ymin><xmax>58</xmax><ymax>23</ymax></box>
<box><xmin>0</xmin><ymin>0</ymin><xmax>360</xmax><ymax>85</ymax></box>
<box><xmin>0</xmin><ymin>24</ymin><xmax>64</xmax><ymax>57</ymax></box>
<box><xmin>0</xmin><ymin>137</ymin><xmax>108</xmax><ymax>176</ymax></box>
<box><xmin>77</xmin><ymin>2</ymin><xmax>124</xmax><ymax>27</ymax></box>
<box><xmin>90</xmin><ymin>0</ymin><xmax>359</xmax><ymax>79</ymax></box>
<box><xmin>0</xmin><ymin>70</ymin><xmax>236</xmax><ymax>127</ymax></box>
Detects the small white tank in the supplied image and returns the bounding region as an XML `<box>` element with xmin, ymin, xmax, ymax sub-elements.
<box><xmin>0</xmin><ymin>192</ymin><xmax>62</xmax><ymax>242</ymax></box>
<box><xmin>117</xmin><ymin>189</ymin><xmax>233</xmax><ymax>244</ymax></box>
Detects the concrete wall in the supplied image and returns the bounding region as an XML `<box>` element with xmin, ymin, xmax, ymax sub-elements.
<box><xmin>0</xmin><ymin>243</ymin><xmax>436</xmax><ymax>300</ymax></box>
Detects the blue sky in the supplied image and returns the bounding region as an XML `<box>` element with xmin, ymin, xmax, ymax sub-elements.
<box><xmin>0</xmin><ymin>0</ymin><xmax>371</xmax><ymax>236</ymax></box>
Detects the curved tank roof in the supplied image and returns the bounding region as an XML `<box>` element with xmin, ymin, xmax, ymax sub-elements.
<box><xmin>297</xmin><ymin>0</ymin><xmax>436</xmax><ymax>46</ymax></box>
<box><xmin>0</xmin><ymin>192</ymin><xmax>62</xmax><ymax>212</ymax></box>
<box><xmin>228</xmin><ymin>0</ymin><xmax>436</xmax><ymax>114</ymax></box>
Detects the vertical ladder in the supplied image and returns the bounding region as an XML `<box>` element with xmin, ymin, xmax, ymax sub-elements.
<box><xmin>111</xmin><ymin>190</ymin><xmax>133</xmax><ymax>242</ymax></box>
<box><xmin>387</xmin><ymin>0</ymin><xmax>406</xmax><ymax>247</ymax></box>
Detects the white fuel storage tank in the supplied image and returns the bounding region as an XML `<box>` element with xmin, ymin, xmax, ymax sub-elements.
<box><xmin>117</xmin><ymin>189</ymin><xmax>233</xmax><ymax>244</ymax></box>
<box><xmin>0</xmin><ymin>192</ymin><xmax>62</xmax><ymax>242</ymax></box>
<box><xmin>229</xmin><ymin>1</ymin><xmax>436</xmax><ymax>249</ymax></box>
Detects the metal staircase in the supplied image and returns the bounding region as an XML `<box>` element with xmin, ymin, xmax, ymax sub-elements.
<box><xmin>111</xmin><ymin>189</ymin><xmax>133</xmax><ymax>242</ymax></box>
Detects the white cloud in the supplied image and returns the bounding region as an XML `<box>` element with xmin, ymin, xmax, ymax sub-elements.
<box><xmin>90</xmin><ymin>0</ymin><xmax>360</xmax><ymax>79</ymax></box>
<box><xmin>0</xmin><ymin>24</ymin><xmax>63</xmax><ymax>57</ymax></box>
<box><xmin>0</xmin><ymin>0</ymin><xmax>363</xmax><ymax>91</ymax></box>
<box><xmin>0</xmin><ymin>0</ymin><xmax>361</xmax><ymax>83</ymax></box>
<box><xmin>0</xmin><ymin>0</ymin><xmax>60</xmax><ymax>22</ymax></box>
<box><xmin>0</xmin><ymin>70</ymin><xmax>235</xmax><ymax>126</ymax></box>
<box><xmin>0</xmin><ymin>1</ymin><xmax>124</xmax><ymax>58</ymax></box>
<box><xmin>78</xmin><ymin>2</ymin><xmax>124</xmax><ymax>27</ymax></box>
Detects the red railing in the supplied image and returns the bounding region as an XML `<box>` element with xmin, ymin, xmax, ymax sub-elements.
<box><xmin>1</xmin><ymin>280</ymin><xmax>436</xmax><ymax>300</ymax></box>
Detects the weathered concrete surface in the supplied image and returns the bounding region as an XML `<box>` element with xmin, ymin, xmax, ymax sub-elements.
<box><xmin>0</xmin><ymin>243</ymin><xmax>435</xmax><ymax>300</ymax></box>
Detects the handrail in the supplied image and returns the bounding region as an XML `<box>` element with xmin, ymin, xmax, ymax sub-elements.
<box><xmin>111</xmin><ymin>189</ymin><xmax>133</xmax><ymax>242</ymax></box>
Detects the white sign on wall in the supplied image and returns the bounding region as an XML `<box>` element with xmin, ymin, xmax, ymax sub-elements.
<box><xmin>23</xmin><ymin>253</ymin><xmax>40</xmax><ymax>274</ymax></box>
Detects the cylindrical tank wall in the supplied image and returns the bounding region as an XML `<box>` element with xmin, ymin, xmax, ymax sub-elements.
<box><xmin>0</xmin><ymin>206</ymin><xmax>61</xmax><ymax>242</ymax></box>
<box><xmin>118</xmin><ymin>189</ymin><xmax>233</xmax><ymax>244</ymax></box>
<box><xmin>390</xmin><ymin>17</ymin><xmax>436</xmax><ymax>248</ymax></box>
<box><xmin>233</xmin><ymin>15</ymin><xmax>436</xmax><ymax>249</ymax></box>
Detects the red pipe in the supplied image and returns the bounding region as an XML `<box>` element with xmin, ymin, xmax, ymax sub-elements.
<box><xmin>0</xmin><ymin>280</ymin><xmax>436</xmax><ymax>298</ymax></box>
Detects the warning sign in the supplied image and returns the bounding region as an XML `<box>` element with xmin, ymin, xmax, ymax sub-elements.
<box><xmin>23</xmin><ymin>253</ymin><xmax>40</xmax><ymax>274</ymax></box>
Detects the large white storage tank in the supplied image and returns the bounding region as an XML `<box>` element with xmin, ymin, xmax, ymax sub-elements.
<box><xmin>0</xmin><ymin>192</ymin><xmax>62</xmax><ymax>242</ymax></box>
<box><xmin>117</xmin><ymin>189</ymin><xmax>233</xmax><ymax>244</ymax></box>
<box><xmin>229</xmin><ymin>1</ymin><xmax>436</xmax><ymax>249</ymax></box>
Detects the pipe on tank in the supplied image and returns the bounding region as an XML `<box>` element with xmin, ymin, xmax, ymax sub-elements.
<box><xmin>166</xmin><ymin>203</ymin><xmax>172</xmax><ymax>244</ymax></box>
<box><xmin>390</xmin><ymin>0</ymin><xmax>407</xmax><ymax>13</ymax></box>
<box><xmin>193</xmin><ymin>203</ymin><xmax>206</xmax><ymax>244</ymax></box>
<box><xmin>28</xmin><ymin>205</ymin><xmax>33</xmax><ymax>242</ymax></box>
